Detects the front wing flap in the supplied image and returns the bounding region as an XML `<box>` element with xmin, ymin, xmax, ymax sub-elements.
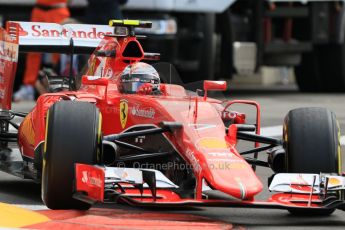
<box><xmin>73</xmin><ymin>164</ymin><xmax>345</xmax><ymax>211</ymax></box>
<box><xmin>74</xmin><ymin>163</ymin><xmax>179</xmax><ymax>204</ymax></box>
<box><xmin>74</xmin><ymin>164</ymin><xmax>105</xmax><ymax>203</ymax></box>
<box><xmin>269</xmin><ymin>173</ymin><xmax>345</xmax><ymax>194</ymax></box>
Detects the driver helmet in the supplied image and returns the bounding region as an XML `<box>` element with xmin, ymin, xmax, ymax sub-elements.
<box><xmin>119</xmin><ymin>62</ymin><xmax>160</xmax><ymax>94</ymax></box>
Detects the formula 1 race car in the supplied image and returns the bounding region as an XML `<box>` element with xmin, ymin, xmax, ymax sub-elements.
<box><xmin>0</xmin><ymin>20</ymin><xmax>344</xmax><ymax>216</ymax></box>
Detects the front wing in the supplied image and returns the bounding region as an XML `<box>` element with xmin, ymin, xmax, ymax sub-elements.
<box><xmin>73</xmin><ymin>163</ymin><xmax>345</xmax><ymax>211</ymax></box>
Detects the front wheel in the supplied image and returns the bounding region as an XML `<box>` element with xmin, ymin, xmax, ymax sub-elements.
<box><xmin>42</xmin><ymin>101</ymin><xmax>102</xmax><ymax>210</ymax></box>
<box><xmin>284</xmin><ymin>107</ymin><xmax>341</xmax><ymax>215</ymax></box>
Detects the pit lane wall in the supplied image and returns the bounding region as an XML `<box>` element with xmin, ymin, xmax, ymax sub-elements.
<box><xmin>1</xmin><ymin>0</ymin><xmax>342</xmax><ymax>13</ymax></box>
<box><xmin>0</xmin><ymin>0</ymin><xmax>236</xmax><ymax>13</ymax></box>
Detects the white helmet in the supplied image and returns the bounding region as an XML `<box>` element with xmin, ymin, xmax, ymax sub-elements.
<box><xmin>119</xmin><ymin>62</ymin><xmax>160</xmax><ymax>94</ymax></box>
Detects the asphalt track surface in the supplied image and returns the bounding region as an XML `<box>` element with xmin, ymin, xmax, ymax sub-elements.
<box><xmin>1</xmin><ymin>85</ymin><xmax>345</xmax><ymax>229</ymax></box>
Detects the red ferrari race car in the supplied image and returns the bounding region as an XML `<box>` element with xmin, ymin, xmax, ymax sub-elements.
<box><xmin>0</xmin><ymin>20</ymin><xmax>344</xmax><ymax>216</ymax></box>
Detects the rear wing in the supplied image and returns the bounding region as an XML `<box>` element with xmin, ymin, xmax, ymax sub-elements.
<box><xmin>0</xmin><ymin>21</ymin><xmax>114</xmax><ymax>112</ymax></box>
<box><xmin>6</xmin><ymin>21</ymin><xmax>114</xmax><ymax>54</ymax></box>
<box><xmin>0</xmin><ymin>20</ymin><xmax>158</xmax><ymax>111</ymax></box>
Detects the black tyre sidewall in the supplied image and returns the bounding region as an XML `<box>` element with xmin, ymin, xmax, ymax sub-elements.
<box><xmin>42</xmin><ymin>101</ymin><xmax>101</xmax><ymax>210</ymax></box>
<box><xmin>284</xmin><ymin>107</ymin><xmax>339</xmax><ymax>173</ymax></box>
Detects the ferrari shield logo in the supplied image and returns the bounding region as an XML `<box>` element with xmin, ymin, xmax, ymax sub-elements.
<box><xmin>120</xmin><ymin>99</ymin><xmax>128</xmax><ymax>128</ymax></box>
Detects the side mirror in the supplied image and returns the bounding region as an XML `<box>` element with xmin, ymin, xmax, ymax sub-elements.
<box><xmin>82</xmin><ymin>75</ymin><xmax>109</xmax><ymax>86</ymax></box>
<box><xmin>203</xmin><ymin>80</ymin><xmax>227</xmax><ymax>100</ymax></box>
<box><xmin>143</xmin><ymin>52</ymin><xmax>160</xmax><ymax>61</ymax></box>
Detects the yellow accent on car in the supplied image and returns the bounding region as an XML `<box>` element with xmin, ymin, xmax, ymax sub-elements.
<box><xmin>98</xmin><ymin>112</ymin><xmax>102</xmax><ymax>144</ymax></box>
<box><xmin>123</xmin><ymin>20</ymin><xmax>140</xmax><ymax>26</ymax></box>
<box><xmin>120</xmin><ymin>99</ymin><xmax>128</xmax><ymax>129</ymax></box>
<box><xmin>43</xmin><ymin>110</ymin><xmax>50</xmax><ymax>169</ymax></box>
<box><xmin>283</xmin><ymin>123</ymin><xmax>288</xmax><ymax>143</ymax></box>
<box><xmin>0</xmin><ymin>202</ymin><xmax>50</xmax><ymax>227</ymax></box>
<box><xmin>198</xmin><ymin>138</ymin><xmax>229</xmax><ymax>149</ymax></box>
<box><xmin>97</xmin><ymin>112</ymin><xmax>102</xmax><ymax>162</ymax></box>
<box><xmin>20</xmin><ymin>113</ymin><xmax>35</xmax><ymax>146</ymax></box>
<box><xmin>43</xmin><ymin>111</ymin><xmax>50</xmax><ymax>153</ymax></box>
<box><xmin>329</xmin><ymin>177</ymin><xmax>341</xmax><ymax>186</ymax></box>
<box><xmin>109</xmin><ymin>19</ymin><xmax>139</xmax><ymax>27</ymax></box>
<box><xmin>109</xmin><ymin>19</ymin><xmax>152</xmax><ymax>28</ymax></box>
<box><xmin>337</xmin><ymin>120</ymin><xmax>342</xmax><ymax>174</ymax></box>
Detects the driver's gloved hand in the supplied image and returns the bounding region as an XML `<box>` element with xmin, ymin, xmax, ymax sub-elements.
<box><xmin>137</xmin><ymin>83</ymin><xmax>153</xmax><ymax>95</ymax></box>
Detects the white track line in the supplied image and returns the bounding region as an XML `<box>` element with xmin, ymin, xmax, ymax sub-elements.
<box><xmin>260</xmin><ymin>125</ymin><xmax>345</xmax><ymax>146</ymax></box>
<box><xmin>13</xmin><ymin>204</ymin><xmax>48</xmax><ymax>210</ymax></box>
<box><xmin>260</xmin><ymin>125</ymin><xmax>283</xmax><ymax>138</ymax></box>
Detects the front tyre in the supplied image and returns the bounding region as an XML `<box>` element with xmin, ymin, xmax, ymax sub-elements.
<box><xmin>42</xmin><ymin>101</ymin><xmax>102</xmax><ymax>210</ymax></box>
<box><xmin>284</xmin><ymin>107</ymin><xmax>341</xmax><ymax>215</ymax></box>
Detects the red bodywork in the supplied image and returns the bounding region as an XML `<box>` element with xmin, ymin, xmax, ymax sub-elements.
<box><xmin>15</xmin><ymin>30</ymin><xmax>263</xmax><ymax>201</ymax></box>
<box><xmin>1</xmin><ymin>21</ymin><xmax>340</xmax><ymax>211</ymax></box>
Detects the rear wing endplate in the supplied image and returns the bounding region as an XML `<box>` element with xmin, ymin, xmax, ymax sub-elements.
<box><xmin>0</xmin><ymin>27</ymin><xmax>18</xmax><ymax>112</ymax></box>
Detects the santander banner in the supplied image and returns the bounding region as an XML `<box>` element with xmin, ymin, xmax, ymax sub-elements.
<box><xmin>12</xmin><ymin>21</ymin><xmax>114</xmax><ymax>48</ymax></box>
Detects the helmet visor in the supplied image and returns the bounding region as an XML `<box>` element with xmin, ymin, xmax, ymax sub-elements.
<box><xmin>121</xmin><ymin>81</ymin><xmax>145</xmax><ymax>94</ymax></box>
<box><xmin>120</xmin><ymin>74</ymin><xmax>159</xmax><ymax>94</ymax></box>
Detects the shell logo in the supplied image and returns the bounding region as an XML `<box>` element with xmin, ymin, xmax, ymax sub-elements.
<box><xmin>328</xmin><ymin>177</ymin><xmax>341</xmax><ymax>186</ymax></box>
<box><xmin>198</xmin><ymin>138</ymin><xmax>229</xmax><ymax>149</ymax></box>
